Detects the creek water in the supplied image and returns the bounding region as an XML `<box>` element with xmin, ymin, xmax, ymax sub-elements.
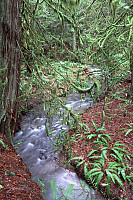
<box><xmin>13</xmin><ymin>93</ymin><xmax>106</xmax><ymax>200</ymax></box>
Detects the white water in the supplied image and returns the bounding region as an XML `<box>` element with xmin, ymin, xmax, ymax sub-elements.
<box><xmin>13</xmin><ymin>94</ymin><xmax>106</xmax><ymax>200</ymax></box>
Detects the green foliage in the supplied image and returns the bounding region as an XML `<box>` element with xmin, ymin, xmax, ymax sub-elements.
<box><xmin>38</xmin><ymin>173</ymin><xmax>99</xmax><ymax>199</ymax></box>
<box><xmin>61</xmin><ymin>0</ymin><xmax>81</xmax><ymax>7</ymax></box>
<box><xmin>5</xmin><ymin>170</ymin><xmax>15</xmax><ymax>176</ymax></box>
<box><xmin>91</xmin><ymin>120</ymin><xmax>106</xmax><ymax>133</ymax></box>
<box><xmin>20</xmin><ymin>0</ymin><xmax>132</xmax><ymax>121</ymax></box>
<box><xmin>51</xmin><ymin>180</ymin><xmax>78</xmax><ymax>200</ymax></box>
<box><xmin>0</xmin><ymin>177</ymin><xmax>3</xmax><ymax>190</ymax></box>
<box><xmin>125</xmin><ymin>123</ymin><xmax>133</xmax><ymax>136</ymax></box>
<box><xmin>37</xmin><ymin>178</ymin><xmax>46</xmax><ymax>193</ymax></box>
<box><xmin>19</xmin><ymin>1</ymin><xmax>132</xmax><ymax>198</ymax></box>
<box><xmin>70</xmin><ymin>118</ymin><xmax>132</xmax><ymax>197</ymax></box>
<box><xmin>21</xmin><ymin>0</ymin><xmax>133</xmax><ymax>104</ymax></box>
<box><xmin>84</xmin><ymin>158</ymin><xmax>126</xmax><ymax>196</ymax></box>
<box><xmin>50</xmin><ymin>179</ymin><xmax>96</xmax><ymax>200</ymax></box>
<box><xmin>126</xmin><ymin>172</ymin><xmax>133</xmax><ymax>190</ymax></box>
<box><xmin>0</xmin><ymin>139</ymin><xmax>8</xmax><ymax>149</ymax></box>
<box><xmin>0</xmin><ymin>185</ymin><xmax>3</xmax><ymax>189</ymax></box>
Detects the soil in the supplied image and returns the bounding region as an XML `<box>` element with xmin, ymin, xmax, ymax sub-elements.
<box><xmin>0</xmin><ymin>76</ymin><xmax>132</xmax><ymax>200</ymax></box>
<box><xmin>61</xmin><ymin>78</ymin><xmax>133</xmax><ymax>200</ymax></box>
<box><xmin>0</xmin><ymin>133</ymin><xmax>44</xmax><ymax>200</ymax></box>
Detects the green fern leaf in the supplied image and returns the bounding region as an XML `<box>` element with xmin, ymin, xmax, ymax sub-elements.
<box><xmin>112</xmin><ymin>149</ymin><xmax>123</xmax><ymax>162</ymax></box>
<box><xmin>76</xmin><ymin>160</ymin><xmax>85</xmax><ymax>167</ymax></box>
<box><xmin>113</xmin><ymin>174</ymin><xmax>124</xmax><ymax>190</ymax></box>
<box><xmin>89</xmin><ymin>171</ymin><xmax>102</xmax><ymax>179</ymax></box>
<box><xmin>106</xmin><ymin>170</ymin><xmax>115</xmax><ymax>183</ymax></box>
<box><xmin>0</xmin><ymin>139</ymin><xmax>8</xmax><ymax>149</ymax></box>
<box><xmin>70</xmin><ymin>156</ymin><xmax>83</xmax><ymax>161</ymax></box>
<box><xmin>87</xmin><ymin>168</ymin><xmax>101</xmax><ymax>177</ymax></box>
<box><xmin>84</xmin><ymin>162</ymin><xmax>88</xmax><ymax>177</ymax></box>
<box><xmin>87</xmin><ymin>149</ymin><xmax>97</xmax><ymax>157</ymax></box>
<box><xmin>91</xmin><ymin>119</ymin><xmax>97</xmax><ymax>130</ymax></box>
<box><xmin>95</xmin><ymin>173</ymin><xmax>104</xmax><ymax>186</ymax></box>
<box><xmin>101</xmin><ymin>150</ymin><xmax>107</xmax><ymax>159</ymax></box>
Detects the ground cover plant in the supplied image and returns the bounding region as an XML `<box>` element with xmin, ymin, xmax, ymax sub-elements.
<box><xmin>60</xmin><ymin>78</ymin><xmax>133</xmax><ymax>199</ymax></box>
<box><xmin>0</xmin><ymin>75</ymin><xmax>132</xmax><ymax>199</ymax></box>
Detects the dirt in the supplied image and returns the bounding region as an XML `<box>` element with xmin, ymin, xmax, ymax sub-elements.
<box><xmin>61</xmin><ymin>78</ymin><xmax>133</xmax><ymax>200</ymax></box>
<box><xmin>0</xmin><ymin>133</ymin><xmax>44</xmax><ymax>200</ymax></box>
<box><xmin>0</xmin><ymin>77</ymin><xmax>132</xmax><ymax>200</ymax></box>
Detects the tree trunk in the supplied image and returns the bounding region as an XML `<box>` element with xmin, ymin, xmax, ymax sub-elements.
<box><xmin>0</xmin><ymin>0</ymin><xmax>21</xmax><ymax>143</ymax></box>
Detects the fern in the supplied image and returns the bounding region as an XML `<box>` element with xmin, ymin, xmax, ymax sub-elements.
<box><xmin>0</xmin><ymin>139</ymin><xmax>8</xmax><ymax>149</ymax></box>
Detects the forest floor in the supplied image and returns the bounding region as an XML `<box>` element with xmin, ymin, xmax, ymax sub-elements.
<box><xmin>0</xmin><ymin>74</ymin><xmax>132</xmax><ymax>199</ymax></box>
<box><xmin>0</xmin><ymin>133</ymin><xmax>44</xmax><ymax>200</ymax></box>
<box><xmin>60</xmin><ymin>78</ymin><xmax>133</xmax><ymax>200</ymax></box>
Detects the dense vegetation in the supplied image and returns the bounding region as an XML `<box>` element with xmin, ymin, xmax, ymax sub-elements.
<box><xmin>0</xmin><ymin>0</ymin><xmax>133</xmax><ymax>199</ymax></box>
<box><xmin>19</xmin><ymin>0</ymin><xmax>133</xmax><ymax>198</ymax></box>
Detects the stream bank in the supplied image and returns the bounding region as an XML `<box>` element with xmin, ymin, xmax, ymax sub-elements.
<box><xmin>0</xmin><ymin>78</ymin><xmax>132</xmax><ymax>200</ymax></box>
<box><xmin>13</xmin><ymin>94</ymin><xmax>106</xmax><ymax>200</ymax></box>
<box><xmin>0</xmin><ymin>133</ymin><xmax>44</xmax><ymax>200</ymax></box>
<box><xmin>62</xmin><ymin>80</ymin><xmax>133</xmax><ymax>200</ymax></box>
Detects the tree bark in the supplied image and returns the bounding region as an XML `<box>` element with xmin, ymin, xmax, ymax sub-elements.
<box><xmin>0</xmin><ymin>0</ymin><xmax>21</xmax><ymax>143</ymax></box>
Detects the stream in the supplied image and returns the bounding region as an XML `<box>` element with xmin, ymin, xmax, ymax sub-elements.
<box><xmin>13</xmin><ymin>93</ymin><xmax>106</xmax><ymax>200</ymax></box>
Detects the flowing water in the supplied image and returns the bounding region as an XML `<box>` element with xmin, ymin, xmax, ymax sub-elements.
<box><xmin>13</xmin><ymin>94</ymin><xmax>106</xmax><ymax>200</ymax></box>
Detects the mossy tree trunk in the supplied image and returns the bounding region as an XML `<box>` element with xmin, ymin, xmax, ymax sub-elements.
<box><xmin>0</xmin><ymin>0</ymin><xmax>21</xmax><ymax>143</ymax></box>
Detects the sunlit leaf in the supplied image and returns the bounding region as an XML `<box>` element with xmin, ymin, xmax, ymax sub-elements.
<box><xmin>120</xmin><ymin>169</ymin><xmax>126</xmax><ymax>181</ymax></box>
<box><xmin>99</xmin><ymin>137</ymin><xmax>108</xmax><ymax>145</ymax></box>
<box><xmin>87</xmin><ymin>149</ymin><xmax>97</xmax><ymax>157</ymax></box>
<box><xmin>82</xmin><ymin>124</ymin><xmax>90</xmax><ymax>132</ymax></box>
<box><xmin>125</xmin><ymin>129</ymin><xmax>132</xmax><ymax>136</ymax></box>
<box><xmin>87</xmin><ymin>168</ymin><xmax>101</xmax><ymax>176</ymax></box>
<box><xmin>111</xmin><ymin>149</ymin><xmax>123</xmax><ymax>162</ymax></box>
<box><xmin>106</xmin><ymin>170</ymin><xmax>115</xmax><ymax>183</ymax></box>
<box><xmin>70</xmin><ymin>156</ymin><xmax>83</xmax><ymax>161</ymax></box>
<box><xmin>126</xmin><ymin>123</ymin><xmax>133</xmax><ymax>127</ymax></box>
<box><xmin>114</xmin><ymin>141</ymin><xmax>126</xmax><ymax>147</ymax></box>
<box><xmin>101</xmin><ymin>134</ymin><xmax>111</xmax><ymax>140</ymax></box>
<box><xmin>89</xmin><ymin>156</ymin><xmax>102</xmax><ymax>160</ymax></box>
<box><xmin>113</xmin><ymin>147</ymin><xmax>128</xmax><ymax>154</ymax></box>
<box><xmin>89</xmin><ymin>171</ymin><xmax>102</xmax><ymax>179</ymax></box>
<box><xmin>96</xmin><ymin>127</ymin><xmax>106</xmax><ymax>132</ymax></box>
<box><xmin>95</xmin><ymin>173</ymin><xmax>104</xmax><ymax>186</ymax></box>
<box><xmin>76</xmin><ymin>160</ymin><xmax>85</xmax><ymax>167</ymax></box>
<box><xmin>87</xmin><ymin>134</ymin><xmax>97</xmax><ymax>139</ymax></box>
<box><xmin>101</xmin><ymin>150</ymin><xmax>107</xmax><ymax>159</ymax></box>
